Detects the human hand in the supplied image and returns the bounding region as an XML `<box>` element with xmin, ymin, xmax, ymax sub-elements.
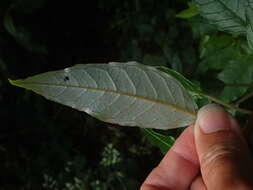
<box><xmin>141</xmin><ymin>104</ymin><xmax>253</xmax><ymax>190</ymax></box>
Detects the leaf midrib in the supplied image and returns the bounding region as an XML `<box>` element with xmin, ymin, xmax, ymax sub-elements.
<box><xmin>12</xmin><ymin>80</ymin><xmax>197</xmax><ymax>117</ymax></box>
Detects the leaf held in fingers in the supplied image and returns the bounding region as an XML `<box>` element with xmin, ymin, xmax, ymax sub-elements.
<box><xmin>9</xmin><ymin>62</ymin><xmax>196</xmax><ymax>130</ymax></box>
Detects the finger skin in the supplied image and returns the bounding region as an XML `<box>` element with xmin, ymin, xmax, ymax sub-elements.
<box><xmin>194</xmin><ymin>104</ymin><xmax>253</xmax><ymax>190</ymax></box>
<box><xmin>190</xmin><ymin>176</ymin><xmax>207</xmax><ymax>190</ymax></box>
<box><xmin>141</xmin><ymin>126</ymin><xmax>199</xmax><ymax>190</ymax></box>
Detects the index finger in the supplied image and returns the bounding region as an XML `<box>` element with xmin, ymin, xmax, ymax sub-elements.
<box><xmin>141</xmin><ymin>125</ymin><xmax>200</xmax><ymax>190</ymax></box>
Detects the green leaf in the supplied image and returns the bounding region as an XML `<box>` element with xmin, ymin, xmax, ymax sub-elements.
<box><xmin>200</xmin><ymin>34</ymin><xmax>234</xmax><ymax>59</ymax></box>
<box><xmin>176</xmin><ymin>2</ymin><xmax>199</xmax><ymax>19</ymax></box>
<box><xmin>246</xmin><ymin>1</ymin><xmax>253</xmax><ymax>50</ymax></box>
<box><xmin>196</xmin><ymin>34</ymin><xmax>253</xmax><ymax>102</ymax></box>
<box><xmin>156</xmin><ymin>66</ymin><xmax>206</xmax><ymax>108</ymax></box>
<box><xmin>193</xmin><ymin>0</ymin><xmax>247</xmax><ymax>35</ymax></box>
<box><xmin>218</xmin><ymin>55</ymin><xmax>253</xmax><ymax>101</ymax></box>
<box><xmin>198</xmin><ymin>34</ymin><xmax>241</xmax><ymax>74</ymax></box>
<box><xmin>156</xmin><ymin>66</ymin><xmax>202</xmax><ymax>95</ymax></box>
<box><xmin>143</xmin><ymin>129</ymin><xmax>175</xmax><ymax>154</ymax></box>
<box><xmin>194</xmin><ymin>0</ymin><xmax>253</xmax><ymax>50</ymax></box>
<box><xmin>188</xmin><ymin>15</ymin><xmax>218</xmax><ymax>39</ymax></box>
<box><xmin>9</xmin><ymin>62</ymin><xmax>197</xmax><ymax>130</ymax></box>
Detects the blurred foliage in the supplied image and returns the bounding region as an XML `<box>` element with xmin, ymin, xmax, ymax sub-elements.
<box><xmin>176</xmin><ymin>2</ymin><xmax>198</xmax><ymax>19</ymax></box>
<box><xmin>143</xmin><ymin>129</ymin><xmax>175</xmax><ymax>155</ymax></box>
<box><xmin>2</xmin><ymin>0</ymin><xmax>253</xmax><ymax>189</ymax></box>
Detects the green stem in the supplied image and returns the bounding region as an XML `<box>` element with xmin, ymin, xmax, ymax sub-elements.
<box><xmin>236</xmin><ymin>91</ymin><xmax>253</xmax><ymax>105</ymax></box>
<box><xmin>198</xmin><ymin>92</ymin><xmax>253</xmax><ymax>115</ymax></box>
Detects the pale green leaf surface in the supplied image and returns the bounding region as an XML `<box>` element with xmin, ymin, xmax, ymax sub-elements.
<box><xmin>9</xmin><ymin>62</ymin><xmax>196</xmax><ymax>130</ymax></box>
<box><xmin>143</xmin><ymin>129</ymin><xmax>175</xmax><ymax>154</ymax></box>
<box><xmin>156</xmin><ymin>66</ymin><xmax>207</xmax><ymax>108</ymax></box>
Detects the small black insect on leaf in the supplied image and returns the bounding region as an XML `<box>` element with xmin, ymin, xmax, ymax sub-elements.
<box><xmin>64</xmin><ymin>76</ymin><xmax>69</xmax><ymax>81</ymax></box>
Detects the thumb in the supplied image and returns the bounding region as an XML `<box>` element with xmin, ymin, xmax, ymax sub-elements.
<box><xmin>194</xmin><ymin>104</ymin><xmax>253</xmax><ymax>190</ymax></box>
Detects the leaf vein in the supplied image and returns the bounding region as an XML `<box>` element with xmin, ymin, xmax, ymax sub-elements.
<box><xmin>19</xmin><ymin>81</ymin><xmax>196</xmax><ymax>116</ymax></box>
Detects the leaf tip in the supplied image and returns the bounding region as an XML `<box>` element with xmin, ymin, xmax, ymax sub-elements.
<box><xmin>8</xmin><ymin>78</ymin><xmax>15</xmax><ymax>85</ymax></box>
<box><xmin>8</xmin><ymin>79</ymin><xmax>23</xmax><ymax>88</ymax></box>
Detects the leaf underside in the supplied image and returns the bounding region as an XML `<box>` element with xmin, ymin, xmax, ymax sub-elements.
<box><xmin>9</xmin><ymin>62</ymin><xmax>197</xmax><ymax>130</ymax></box>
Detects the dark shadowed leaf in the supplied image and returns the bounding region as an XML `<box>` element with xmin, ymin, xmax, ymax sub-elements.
<box><xmin>193</xmin><ymin>0</ymin><xmax>247</xmax><ymax>35</ymax></box>
<box><xmin>193</xmin><ymin>0</ymin><xmax>253</xmax><ymax>49</ymax></box>
<box><xmin>246</xmin><ymin>0</ymin><xmax>253</xmax><ymax>50</ymax></box>
<box><xmin>143</xmin><ymin>129</ymin><xmax>175</xmax><ymax>154</ymax></box>
<box><xmin>156</xmin><ymin>66</ymin><xmax>202</xmax><ymax>95</ymax></box>
<box><xmin>218</xmin><ymin>55</ymin><xmax>253</xmax><ymax>101</ymax></box>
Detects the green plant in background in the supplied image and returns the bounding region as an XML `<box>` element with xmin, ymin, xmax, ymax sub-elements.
<box><xmin>42</xmin><ymin>144</ymin><xmax>139</xmax><ymax>190</ymax></box>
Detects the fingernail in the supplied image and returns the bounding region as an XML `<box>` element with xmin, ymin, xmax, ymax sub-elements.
<box><xmin>197</xmin><ymin>104</ymin><xmax>230</xmax><ymax>134</ymax></box>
